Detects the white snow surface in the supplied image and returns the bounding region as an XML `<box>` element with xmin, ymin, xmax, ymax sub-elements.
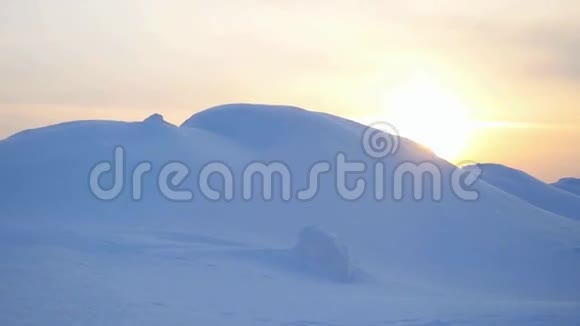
<box><xmin>0</xmin><ymin>104</ymin><xmax>579</xmax><ymax>325</ymax></box>
<box><xmin>468</xmin><ymin>163</ymin><xmax>580</xmax><ymax>220</ymax></box>
<box><xmin>553</xmin><ymin>177</ymin><xmax>580</xmax><ymax>197</ymax></box>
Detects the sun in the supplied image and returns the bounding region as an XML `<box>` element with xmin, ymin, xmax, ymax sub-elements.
<box><xmin>382</xmin><ymin>75</ymin><xmax>474</xmax><ymax>161</ymax></box>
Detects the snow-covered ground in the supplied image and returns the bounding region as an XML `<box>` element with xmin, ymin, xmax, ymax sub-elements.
<box><xmin>1</xmin><ymin>216</ymin><xmax>579</xmax><ymax>326</ymax></box>
<box><xmin>1</xmin><ymin>104</ymin><xmax>579</xmax><ymax>325</ymax></box>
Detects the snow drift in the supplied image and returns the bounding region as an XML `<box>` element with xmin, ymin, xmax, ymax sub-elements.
<box><xmin>467</xmin><ymin>163</ymin><xmax>580</xmax><ymax>220</ymax></box>
<box><xmin>553</xmin><ymin>177</ymin><xmax>580</xmax><ymax>196</ymax></box>
<box><xmin>293</xmin><ymin>226</ymin><xmax>356</xmax><ymax>282</ymax></box>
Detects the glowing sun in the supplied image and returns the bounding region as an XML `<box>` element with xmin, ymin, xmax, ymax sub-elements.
<box><xmin>383</xmin><ymin>75</ymin><xmax>474</xmax><ymax>161</ymax></box>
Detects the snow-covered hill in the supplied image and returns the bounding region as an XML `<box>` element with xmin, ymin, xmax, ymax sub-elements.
<box><xmin>1</xmin><ymin>104</ymin><xmax>580</xmax><ymax>325</ymax></box>
<box><xmin>467</xmin><ymin>163</ymin><xmax>580</xmax><ymax>220</ymax></box>
<box><xmin>553</xmin><ymin>177</ymin><xmax>580</xmax><ymax>196</ymax></box>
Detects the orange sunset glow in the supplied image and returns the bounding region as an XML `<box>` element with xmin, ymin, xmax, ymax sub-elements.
<box><xmin>1</xmin><ymin>1</ymin><xmax>579</xmax><ymax>180</ymax></box>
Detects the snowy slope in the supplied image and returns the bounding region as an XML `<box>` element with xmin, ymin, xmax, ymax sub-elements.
<box><xmin>1</xmin><ymin>104</ymin><xmax>580</xmax><ymax>325</ymax></box>
<box><xmin>467</xmin><ymin>163</ymin><xmax>580</xmax><ymax>220</ymax></box>
<box><xmin>553</xmin><ymin>177</ymin><xmax>580</xmax><ymax>196</ymax></box>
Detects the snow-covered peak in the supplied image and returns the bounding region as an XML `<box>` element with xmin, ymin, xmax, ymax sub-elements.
<box><xmin>143</xmin><ymin>113</ymin><xmax>165</xmax><ymax>124</ymax></box>
<box><xmin>181</xmin><ymin>103</ymin><xmax>309</xmax><ymax>127</ymax></box>
<box><xmin>180</xmin><ymin>103</ymin><xmax>333</xmax><ymax>148</ymax></box>
<box><xmin>142</xmin><ymin>113</ymin><xmax>176</xmax><ymax>129</ymax></box>
<box><xmin>178</xmin><ymin>103</ymin><xmax>423</xmax><ymax>161</ymax></box>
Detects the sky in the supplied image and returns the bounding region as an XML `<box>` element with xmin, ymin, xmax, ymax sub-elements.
<box><xmin>0</xmin><ymin>0</ymin><xmax>578</xmax><ymax>181</ymax></box>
